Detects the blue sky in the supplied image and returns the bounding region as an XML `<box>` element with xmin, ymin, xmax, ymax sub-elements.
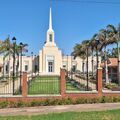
<box><xmin>0</xmin><ymin>0</ymin><xmax>120</xmax><ymax>55</ymax></box>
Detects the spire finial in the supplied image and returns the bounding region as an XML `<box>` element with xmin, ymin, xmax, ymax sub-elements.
<box><xmin>49</xmin><ymin>6</ymin><xmax>52</xmax><ymax>30</ymax></box>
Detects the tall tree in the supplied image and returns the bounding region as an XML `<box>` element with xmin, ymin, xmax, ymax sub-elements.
<box><xmin>90</xmin><ymin>35</ymin><xmax>98</xmax><ymax>76</ymax></box>
<box><xmin>72</xmin><ymin>43</ymin><xmax>87</xmax><ymax>76</ymax></box>
<box><xmin>0</xmin><ymin>37</ymin><xmax>12</xmax><ymax>77</ymax></box>
<box><xmin>90</xmin><ymin>34</ymin><xmax>102</xmax><ymax>70</ymax></box>
<box><xmin>107</xmin><ymin>24</ymin><xmax>120</xmax><ymax>85</ymax></box>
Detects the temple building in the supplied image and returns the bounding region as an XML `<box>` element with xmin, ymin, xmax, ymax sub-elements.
<box><xmin>0</xmin><ymin>7</ymin><xmax>100</xmax><ymax>76</ymax></box>
<box><xmin>39</xmin><ymin>8</ymin><xmax>62</xmax><ymax>75</ymax></box>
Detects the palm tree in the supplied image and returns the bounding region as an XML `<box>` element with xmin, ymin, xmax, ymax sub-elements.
<box><xmin>15</xmin><ymin>43</ymin><xmax>28</xmax><ymax>75</ymax></box>
<box><xmin>72</xmin><ymin>43</ymin><xmax>87</xmax><ymax>77</ymax></box>
<box><xmin>106</xmin><ymin>24</ymin><xmax>120</xmax><ymax>85</ymax></box>
<box><xmin>0</xmin><ymin>37</ymin><xmax>12</xmax><ymax>77</ymax></box>
<box><xmin>0</xmin><ymin>37</ymin><xmax>28</xmax><ymax>78</ymax></box>
<box><xmin>91</xmin><ymin>34</ymin><xmax>102</xmax><ymax>69</ymax></box>
<box><xmin>90</xmin><ymin>36</ymin><xmax>98</xmax><ymax>76</ymax></box>
<box><xmin>81</xmin><ymin>40</ymin><xmax>91</xmax><ymax>90</ymax></box>
<box><xmin>98</xmin><ymin>29</ymin><xmax>109</xmax><ymax>84</ymax></box>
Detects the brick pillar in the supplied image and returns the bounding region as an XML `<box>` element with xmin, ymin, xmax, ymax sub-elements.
<box><xmin>22</xmin><ymin>72</ymin><xmax>28</xmax><ymax>97</ymax></box>
<box><xmin>97</xmin><ymin>67</ymin><xmax>103</xmax><ymax>95</ymax></box>
<box><xmin>60</xmin><ymin>69</ymin><xmax>66</xmax><ymax>97</ymax></box>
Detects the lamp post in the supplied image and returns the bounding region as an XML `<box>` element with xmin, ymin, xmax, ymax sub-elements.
<box><xmin>31</xmin><ymin>52</ymin><xmax>33</xmax><ymax>78</ymax></box>
<box><xmin>19</xmin><ymin>42</ymin><xmax>23</xmax><ymax>94</ymax></box>
<box><xmin>12</xmin><ymin>37</ymin><xmax>16</xmax><ymax>95</ymax></box>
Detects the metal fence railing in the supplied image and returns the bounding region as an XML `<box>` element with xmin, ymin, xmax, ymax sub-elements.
<box><xmin>0</xmin><ymin>76</ymin><xmax>21</xmax><ymax>95</ymax></box>
<box><xmin>66</xmin><ymin>71</ymin><xmax>97</xmax><ymax>92</ymax></box>
<box><xmin>28</xmin><ymin>75</ymin><xmax>60</xmax><ymax>95</ymax></box>
<box><xmin>102</xmin><ymin>71</ymin><xmax>120</xmax><ymax>92</ymax></box>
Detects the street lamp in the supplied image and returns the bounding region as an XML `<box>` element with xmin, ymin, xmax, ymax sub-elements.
<box><xmin>12</xmin><ymin>37</ymin><xmax>16</xmax><ymax>95</ymax></box>
<box><xmin>19</xmin><ymin>42</ymin><xmax>23</xmax><ymax>94</ymax></box>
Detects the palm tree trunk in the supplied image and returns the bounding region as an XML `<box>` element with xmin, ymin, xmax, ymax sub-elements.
<box><xmin>16</xmin><ymin>54</ymin><xmax>19</xmax><ymax>76</ymax></box>
<box><xmin>82</xmin><ymin>60</ymin><xmax>85</xmax><ymax>77</ymax></box>
<box><xmin>92</xmin><ymin>49</ymin><xmax>94</xmax><ymax>76</ymax></box>
<box><xmin>3</xmin><ymin>57</ymin><xmax>5</xmax><ymax>78</ymax></box>
<box><xmin>96</xmin><ymin>48</ymin><xmax>98</xmax><ymax>70</ymax></box>
<box><xmin>8</xmin><ymin>54</ymin><xmax>11</xmax><ymax>78</ymax></box>
<box><xmin>86</xmin><ymin>48</ymin><xmax>89</xmax><ymax>90</ymax></box>
<box><xmin>117</xmin><ymin>42</ymin><xmax>120</xmax><ymax>85</ymax></box>
<box><xmin>104</xmin><ymin>46</ymin><xmax>109</xmax><ymax>84</ymax></box>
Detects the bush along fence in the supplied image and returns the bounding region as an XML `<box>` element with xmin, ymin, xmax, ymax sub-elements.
<box><xmin>0</xmin><ymin>67</ymin><xmax>120</xmax><ymax>104</ymax></box>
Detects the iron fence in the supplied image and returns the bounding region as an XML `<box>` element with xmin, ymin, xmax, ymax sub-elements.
<box><xmin>28</xmin><ymin>75</ymin><xmax>60</xmax><ymax>95</ymax></box>
<box><xmin>0</xmin><ymin>76</ymin><xmax>21</xmax><ymax>95</ymax></box>
<box><xmin>66</xmin><ymin>71</ymin><xmax>97</xmax><ymax>92</ymax></box>
<box><xmin>102</xmin><ymin>69</ymin><xmax>120</xmax><ymax>92</ymax></box>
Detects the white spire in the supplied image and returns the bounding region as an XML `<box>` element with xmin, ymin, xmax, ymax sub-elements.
<box><xmin>45</xmin><ymin>7</ymin><xmax>56</xmax><ymax>46</ymax></box>
<box><xmin>49</xmin><ymin>7</ymin><xmax>52</xmax><ymax>30</ymax></box>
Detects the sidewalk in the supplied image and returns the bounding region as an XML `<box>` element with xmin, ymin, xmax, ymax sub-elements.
<box><xmin>0</xmin><ymin>103</ymin><xmax>120</xmax><ymax>116</ymax></box>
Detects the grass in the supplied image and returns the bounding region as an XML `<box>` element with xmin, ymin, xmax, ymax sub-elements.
<box><xmin>66</xmin><ymin>82</ymin><xmax>79</xmax><ymax>91</ymax></box>
<box><xmin>28</xmin><ymin>76</ymin><xmax>60</xmax><ymax>95</ymax></box>
<box><xmin>0</xmin><ymin>109</ymin><xmax>120</xmax><ymax>120</ymax></box>
<box><xmin>66</xmin><ymin>79</ymin><xmax>88</xmax><ymax>91</ymax></box>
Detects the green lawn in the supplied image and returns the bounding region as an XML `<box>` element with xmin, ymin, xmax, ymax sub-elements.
<box><xmin>28</xmin><ymin>76</ymin><xmax>60</xmax><ymax>95</ymax></box>
<box><xmin>0</xmin><ymin>109</ymin><xmax>120</xmax><ymax>120</ymax></box>
<box><xmin>66</xmin><ymin>80</ymin><xmax>87</xmax><ymax>91</ymax></box>
<box><xmin>66</xmin><ymin>82</ymin><xmax>79</xmax><ymax>91</ymax></box>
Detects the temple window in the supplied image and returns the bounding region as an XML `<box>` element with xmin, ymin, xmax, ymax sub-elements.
<box><xmin>49</xmin><ymin>34</ymin><xmax>52</xmax><ymax>42</ymax></box>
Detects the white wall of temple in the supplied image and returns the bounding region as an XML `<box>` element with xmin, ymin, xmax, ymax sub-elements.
<box><xmin>1</xmin><ymin>55</ymin><xmax>35</xmax><ymax>76</ymax></box>
<box><xmin>62</xmin><ymin>56</ymin><xmax>101</xmax><ymax>73</ymax></box>
<box><xmin>39</xmin><ymin>46</ymin><xmax>62</xmax><ymax>75</ymax></box>
<box><xmin>0</xmin><ymin>54</ymin><xmax>101</xmax><ymax>77</ymax></box>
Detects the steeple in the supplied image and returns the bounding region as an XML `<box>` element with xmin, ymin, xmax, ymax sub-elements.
<box><xmin>45</xmin><ymin>7</ymin><xmax>55</xmax><ymax>46</ymax></box>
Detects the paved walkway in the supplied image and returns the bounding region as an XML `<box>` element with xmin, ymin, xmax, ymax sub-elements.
<box><xmin>73</xmin><ymin>75</ymin><xmax>96</xmax><ymax>90</ymax></box>
<box><xmin>0</xmin><ymin>103</ymin><xmax>120</xmax><ymax>116</ymax></box>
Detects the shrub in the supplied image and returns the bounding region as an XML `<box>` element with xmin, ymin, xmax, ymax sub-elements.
<box><xmin>105</xmin><ymin>83</ymin><xmax>118</xmax><ymax>89</ymax></box>
<box><xmin>16</xmin><ymin>101</ymin><xmax>26</xmax><ymax>107</ymax></box>
<box><xmin>75</xmin><ymin>98</ymin><xmax>87</xmax><ymax>104</ymax></box>
<box><xmin>0</xmin><ymin>101</ymin><xmax>9</xmax><ymax>108</ymax></box>
<box><xmin>100</xmin><ymin>96</ymin><xmax>107</xmax><ymax>103</ymax></box>
<box><xmin>113</xmin><ymin>96</ymin><xmax>120</xmax><ymax>102</ymax></box>
<box><xmin>30</xmin><ymin>100</ymin><xmax>43</xmax><ymax>107</ymax></box>
<box><xmin>9</xmin><ymin>101</ymin><xmax>18</xmax><ymax>108</ymax></box>
<box><xmin>0</xmin><ymin>96</ymin><xmax>120</xmax><ymax>108</ymax></box>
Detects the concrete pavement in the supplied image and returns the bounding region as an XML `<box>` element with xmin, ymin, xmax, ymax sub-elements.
<box><xmin>0</xmin><ymin>103</ymin><xmax>120</xmax><ymax>116</ymax></box>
